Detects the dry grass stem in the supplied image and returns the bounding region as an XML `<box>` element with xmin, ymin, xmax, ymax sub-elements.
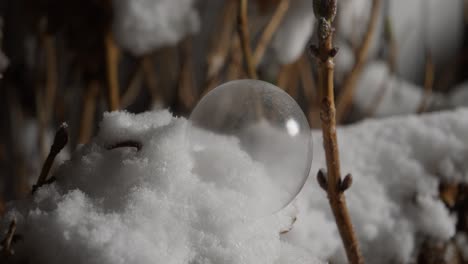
<box><xmin>78</xmin><ymin>81</ymin><xmax>100</xmax><ymax>144</ymax></box>
<box><xmin>1</xmin><ymin>219</ymin><xmax>16</xmax><ymax>256</ymax></box>
<box><xmin>32</xmin><ymin>123</ymin><xmax>68</xmax><ymax>194</ymax></box>
<box><xmin>142</xmin><ymin>55</ymin><xmax>161</xmax><ymax>104</ymax></box>
<box><xmin>43</xmin><ymin>33</ymin><xmax>58</xmax><ymax>124</ymax></box>
<box><xmin>335</xmin><ymin>0</ymin><xmax>382</xmax><ymax>122</ymax></box>
<box><xmin>311</xmin><ymin>0</ymin><xmax>363</xmax><ymax>263</ymax></box>
<box><xmin>121</xmin><ymin>65</ymin><xmax>144</xmax><ymax>109</ymax></box>
<box><xmin>238</xmin><ymin>0</ymin><xmax>258</xmax><ymax>79</ymax></box>
<box><xmin>417</xmin><ymin>51</ymin><xmax>434</xmax><ymax>114</ymax></box>
<box><xmin>178</xmin><ymin>39</ymin><xmax>197</xmax><ymax>111</ymax></box>
<box><xmin>105</xmin><ymin>32</ymin><xmax>120</xmax><ymax>111</ymax></box>
<box><xmin>253</xmin><ymin>0</ymin><xmax>290</xmax><ymax>66</ymax></box>
<box><xmin>206</xmin><ymin>0</ymin><xmax>237</xmax><ymax>84</ymax></box>
<box><xmin>227</xmin><ymin>35</ymin><xmax>244</xmax><ymax>81</ymax></box>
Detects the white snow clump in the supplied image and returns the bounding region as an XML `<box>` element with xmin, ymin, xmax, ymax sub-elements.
<box><xmin>112</xmin><ymin>0</ymin><xmax>200</xmax><ymax>56</ymax></box>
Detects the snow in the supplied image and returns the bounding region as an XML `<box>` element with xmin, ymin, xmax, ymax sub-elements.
<box><xmin>353</xmin><ymin>61</ymin><xmax>447</xmax><ymax>117</ymax></box>
<box><xmin>270</xmin><ymin>0</ymin><xmax>315</xmax><ymax>64</ymax></box>
<box><xmin>2</xmin><ymin>110</ymin><xmax>322</xmax><ymax>264</ymax></box>
<box><xmin>3</xmin><ymin>107</ymin><xmax>467</xmax><ymax>263</ymax></box>
<box><xmin>337</xmin><ymin>0</ymin><xmax>463</xmax><ymax>84</ymax></box>
<box><xmin>285</xmin><ymin>109</ymin><xmax>465</xmax><ymax>262</ymax></box>
<box><xmin>112</xmin><ymin>0</ymin><xmax>200</xmax><ymax>56</ymax></box>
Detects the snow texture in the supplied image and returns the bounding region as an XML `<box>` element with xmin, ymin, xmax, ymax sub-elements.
<box><xmin>337</xmin><ymin>0</ymin><xmax>463</xmax><ymax>85</ymax></box>
<box><xmin>353</xmin><ymin>61</ymin><xmax>447</xmax><ymax>117</ymax></box>
<box><xmin>270</xmin><ymin>0</ymin><xmax>314</xmax><ymax>64</ymax></box>
<box><xmin>112</xmin><ymin>0</ymin><xmax>200</xmax><ymax>56</ymax></box>
<box><xmin>3</xmin><ymin>108</ymin><xmax>467</xmax><ymax>263</ymax></box>
<box><xmin>2</xmin><ymin>110</ymin><xmax>321</xmax><ymax>264</ymax></box>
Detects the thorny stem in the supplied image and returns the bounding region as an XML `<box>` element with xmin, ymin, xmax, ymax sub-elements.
<box><xmin>335</xmin><ymin>0</ymin><xmax>381</xmax><ymax>122</ymax></box>
<box><xmin>32</xmin><ymin>123</ymin><xmax>69</xmax><ymax>194</ymax></box>
<box><xmin>310</xmin><ymin>0</ymin><xmax>363</xmax><ymax>263</ymax></box>
<box><xmin>238</xmin><ymin>0</ymin><xmax>258</xmax><ymax>79</ymax></box>
<box><xmin>1</xmin><ymin>219</ymin><xmax>16</xmax><ymax>256</ymax></box>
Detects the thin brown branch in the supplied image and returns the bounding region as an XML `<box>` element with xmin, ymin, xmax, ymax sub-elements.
<box><xmin>32</xmin><ymin>123</ymin><xmax>68</xmax><ymax>194</ymax></box>
<box><xmin>105</xmin><ymin>31</ymin><xmax>120</xmax><ymax>111</ymax></box>
<box><xmin>335</xmin><ymin>0</ymin><xmax>382</xmax><ymax>122</ymax></box>
<box><xmin>120</xmin><ymin>64</ymin><xmax>144</xmax><ymax>109</ymax></box>
<box><xmin>1</xmin><ymin>219</ymin><xmax>16</xmax><ymax>256</ymax></box>
<box><xmin>42</xmin><ymin>33</ymin><xmax>58</xmax><ymax>124</ymax></box>
<box><xmin>365</xmin><ymin>16</ymin><xmax>397</xmax><ymax>117</ymax></box>
<box><xmin>227</xmin><ymin>35</ymin><xmax>245</xmax><ymax>81</ymax></box>
<box><xmin>298</xmin><ymin>54</ymin><xmax>320</xmax><ymax>128</ymax></box>
<box><xmin>178</xmin><ymin>38</ymin><xmax>197</xmax><ymax>112</ymax></box>
<box><xmin>417</xmin><ymin>51</ymin><xmax>434</xmax><ymax>114</ymax></box>
<box><xmin>206</xmin><ymin>0</ymin><xmax>238</xmax><ymax>86</ymax></box>
<box><xmin>253</xmin><ymin>0</ymin><xmax>290</xmax><ymax>66</ymax></box>
<box><xmin>78</xmin><ymin>80</ymin><xmax>100</xmax><ymax>144</ymax></box>
<box><xmin>142</xmin><ymin>55</ymin><xmax>161</xmax><ymax>105</ymax></box>
<box><xmin>310</xmin><ymin>0</ymin><xmax>363</xmax><ymax>263</ymax></box>
<box><xmin>238</xmin><ymin>0</ymin><xmax>258</xmax><ymax>79</ymax></box>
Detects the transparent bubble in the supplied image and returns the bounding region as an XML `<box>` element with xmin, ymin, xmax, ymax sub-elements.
<box><xmin>188</xmin><ymin>79</ymin><xmax>312</xmax><ymax>216</ymax></box>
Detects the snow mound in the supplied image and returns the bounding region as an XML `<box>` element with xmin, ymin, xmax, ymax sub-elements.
<box><xmin>3</xmin><ymin>108</ymin><xmax>467</xmax><ymax>263</ymax></box>
<box><xmin>112</xmin><ymin>0</ymin><xmax>200</xmax><ymax>56</ymax></box>
<box><xmin>2</xmin><ymin>110</ymin><xmax>321</xmax><ymax>264</ymax></box>
<box><xmin>285</xmin><ymin>108</ymin><xmax>466</xmax><ymax>262</ymax></box>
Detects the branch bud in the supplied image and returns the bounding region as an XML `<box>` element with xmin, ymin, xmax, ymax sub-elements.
<box><xmin>313</xmin><ymin>0</ymin><xmax>337</xmax><ymax>22</ymax></box>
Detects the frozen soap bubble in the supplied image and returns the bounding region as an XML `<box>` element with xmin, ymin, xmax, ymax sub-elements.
<box><xmin>188</xmin><ymin>79</ymin><xmax>312</xmax><ymax>217</ymax></box>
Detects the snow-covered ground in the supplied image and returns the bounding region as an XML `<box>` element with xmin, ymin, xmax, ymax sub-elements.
<box><xmin>2</xmin><ymin>108</ymin><xmax>467</xmax><ymax>263</ymax></box>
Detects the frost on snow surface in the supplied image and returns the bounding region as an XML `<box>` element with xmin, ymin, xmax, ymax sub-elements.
<box><xmin>3</xmin><ymin>108</ymin><xmax>467</xmax><ymax>263</ymax></box>
<box><xmin>112</xmin><ymin>0</ymin><xmax>200</xmax><ymax>56</ymax></box>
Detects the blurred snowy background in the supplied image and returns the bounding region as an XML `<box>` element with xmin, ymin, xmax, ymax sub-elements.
<box><xmin>0</xmin><ymin>0</ymin><xmax>468</xmax><ymax>263</ymax></box>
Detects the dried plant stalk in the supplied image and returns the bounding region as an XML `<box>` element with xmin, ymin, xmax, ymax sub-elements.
<box><xmin>1</xmin><ymin>219</ymin><xmax>16</xmax><ymax>256</ymax></box>
<box><xmin>78</xmin><ymin>81</ymin><xmax>99</xmax><ymax>144</ymax></box>
<box><xmin>335</xmin><ymin>0</ymin><xmax>381</xmax><ymax>122</ymax></box>
<box><xmin>238</xmin><ymin>0</ymin><xmax>258</xmax><ymax>79</ymax></box>
<box><xmin>105</xmin><ymin>32</ymin><xmax>120</xmax><ymax>111</ymax></box>
<box><xmin>121</xmin><ymin>65</ymin><xmax>144</xmax><ymax>109</ymax></box>
<box><xmin>42</xmin><ymin>33</ymin><xmax>58</xmax><ymax>124</ymax></box>
<box><xmin>178</xmin><ymin>38</ymin><xmax>197</xmax><ymax>111</ymax></box>
<box><xmin>253</xmin><ymin>0</ymin><xmax>290</xmax><ymax>66</ymax></box>
<box><xmin>417</xmin><ymin>51</ymin><xmax>434</xmax><ymax>114</ymax></box>
<box><xmin>32</xmin><ymin>123</ymin><xmax>68</xmax><ymax>194</ymax></box>
<box><xmin>142</xmin><ymin>55</ymin><xmax>161</xmax><ymax>104</ymax></box>
<box><xmin>206</xmin><ymin>0</ymin><xmax>237</xmax><ymax>86</ymax></box>
<box><xmin>310</xmin><ymin>0</ymin><xmax>363</xmax><ymax>263</ymax></box>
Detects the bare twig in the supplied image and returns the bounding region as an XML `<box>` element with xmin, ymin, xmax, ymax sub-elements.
<box><xmin>42</xmin><ymin>33</ymin><xmax>58</xmax><ymax>125</ymax></box>
<box><xmin>32</xmin><ymin>123</ymin><xmax>68</xmax><ymax>194</ymax></box>
<box><xmin>335</xmin><ymin>0</ymin><xmax>382</xmax><ymax>122</ymax></box>
<box><xmin>78</xmin><ymin>80</ymin><xmax>99</xmax><ymax>144</ymax></box>
<box><xmin>227</xmin><ymin>35</ymin><xmax>245</xmax><ymax>81</ymax></box>
<box><xmin>253</xmin><ymin>0</ymin><xmax>290</xmax><ymax>66</ymax></box>
<box><xmin>120</xmin><ymin>64</ymin><xmax>144</xmax><ymax>109</ymax></box>
<box><xmin>142</xmin><ymin>55</ymin><xmax>161</xmax><ymax>105</ymax></box>
<box><xmin>105</xmin><ymin>31</ymin><xmax>120</xmax><ymax>111</ymax></box>
<box><xmin>1</xmin><ymin>219</ymin><xmax>16</xmax><ymax>256</ymax></box>
<box><xmin>365</xmin><ymin>15</ymin><xmax>397</xmax><ymax>117</ymax></box>
<box><xmin>310</xmin><ymin>1</ymin><xmax>363</xmax><ymax>263</ymax></box>
<box><xmin>417</xmin><ymin>50</ymin><xmax>434</xmax><ymax>114</ymax></box>
<box><xmin>238</xmin><ymin>0</ymin><xmax>258</xmax><ymax>79</ymax></box>
<box><xmin>205</xmin><ymin>0</ymin><xmax>237</xmax><ymax>89</ymax></box>
<box><xmin>177</xmin><ymin>38</ymin><xmax>197</xmax><ymax>111</ymax></box>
